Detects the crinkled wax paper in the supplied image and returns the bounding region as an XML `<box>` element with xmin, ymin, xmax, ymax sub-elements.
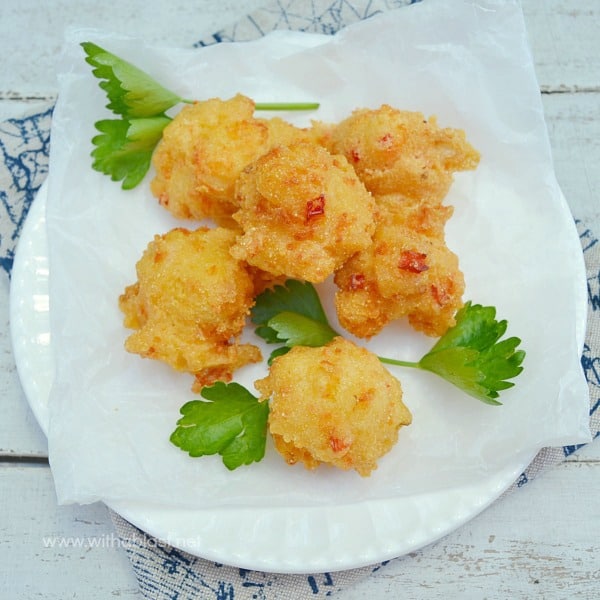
<box><xmin>45</xmin><ymin>0</ymin><xmax>590</xmax><ymax>509</ymax></box>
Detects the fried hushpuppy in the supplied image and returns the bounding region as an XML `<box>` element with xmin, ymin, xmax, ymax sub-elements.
<box><xmin>150</xmin><ymin>94</ymin><xmax>313</xmax><ymax>226</ymax></box>
<box><xmin>324</xmin><ymin>104</ymin><xmax>480</xmax><ymax>202</ymax></box>
<box><xmin>375</xmin><ymin>194</ymin><xmax>454</xmax><ymax>239</ymax></box>
<box><xmin>230</xmin><ymin>141</ymin><xmax>377</xmax><ymax>283</ymax></box>
<box><xmin>255</xmin><ymin>337</ymin><xmax>412</xmax><ymax>476</ymax></box>
<box><xmin>334</xmin><ymin>200</ymin><xmax>465</xmax><ymax>339</ymax></box>
<box><xmin>119</xmin><ymin>227</ymin><xmax>261</xmax><ymax>391</ymax></box>
<box><xmin>308</xmin><ymin>119</ymin><xmax>334</xmax><ymax>148</ymax></box>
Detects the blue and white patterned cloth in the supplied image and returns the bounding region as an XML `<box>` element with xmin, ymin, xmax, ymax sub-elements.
<box><xmin>2</xmin><ymin>0</ymin><xmax>599</xmax><ymax>598</ymax></box>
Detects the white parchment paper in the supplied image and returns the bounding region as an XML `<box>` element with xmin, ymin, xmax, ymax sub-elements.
<box><xmin>46</xmin><ymin>0</ymin><xmax>590</xmax><ymax>509</ymax></box>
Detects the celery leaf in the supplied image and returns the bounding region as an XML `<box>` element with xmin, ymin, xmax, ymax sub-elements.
<box><xmin>91</xmin><ymin>116</ymin><xmax>170</xmax><ymax>189</ymax></box>
<box><xmin>170</xmin><ymin>381</ymin><xmax>269</xmax><ymax>470</ymax></box>
<box><xmin>82</xmin><ymin>41</ymin><xmax>182</xmax><ymax>118</ymax></box>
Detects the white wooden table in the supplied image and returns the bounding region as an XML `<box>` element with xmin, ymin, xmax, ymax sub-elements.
<box><xmin>1</xmin><ymin>1</ymin><xmax>599</xmax><ymax>598</ymax></box>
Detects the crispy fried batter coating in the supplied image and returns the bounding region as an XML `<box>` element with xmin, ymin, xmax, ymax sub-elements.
<box><xmin>308</xmin><ymin>119</ymin><xmax>334</xmax><ymax>148</ymax></box>
<box><xmin>230</xmin><ymin>141</ymin><xmax>377</xmax><ymax>283</ymax></box>
<box><xmin>119</xmin><ymin>227</ymin><xmax>261</xmax><ymax>391</ymax></box>
<box><xmin>261</xmin><ymin>115</ymin><xmax>314</xmax><ymax>147</ymax></box>
<box><xmin>375</xmin><ymin>193</ymin><xmax>454</xmax><ymax>239</ymax></box>
<box><xmin>150</xmin><ymin>94</ymin><xmax>313</xmax><ymax>226</ymax></box>
<box><xmin>255</xmin><ymin>337</ymin><xmax>412</xmax><ymax>476</ymax></box>
<box><xmin>325</xmin><ymin>104</ymin><xmax>480</xmax><ymax>202</ymax></box>
<box><xmin>246</xmin><ymin>266</ymin><xmax>288</xmax><ymax>296</ymax></box>
<box><xmin>334</xmin><ymin>198</ymin><xmax>465</xmax><ymax>338</ymax></box>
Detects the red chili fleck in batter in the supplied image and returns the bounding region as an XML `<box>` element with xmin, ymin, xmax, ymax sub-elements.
<box><xmin>399</xmin><ymin>250</ymin><xmax>429</xmax><ymax>273</ymax></box>
<box><xmin>431</xmin><ymin>283</ymin><xmax>451</xmax><ymax>306</ymax></box>
<box><xmin>350</xmin><ymin>273</ymin><xmax>366</xmax><ymax>290</ymax></box>
<box><xmin>329</xmin><ymin>436</ymin><xmax>350</xmax><ymax>453</ymax></box>
<box><xmin>378</xmin><ymin>133</ymin><xmax>394</xmax><ymax>148</ymax></box>
<box><xmin>306</xmin><ymin>194</ymin><xmax>326</xmax><ymax>222</ymax></box>
<box><xmin>350</xmin><ymin>148</ymin><xmax>361</xmax><ymax>162</ymax></box>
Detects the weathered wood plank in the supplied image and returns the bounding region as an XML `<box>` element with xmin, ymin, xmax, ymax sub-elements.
<box><xmin>1</xmin><ymin>461</ymin><xmax>598</xmax><ymax>599</ymax></box>
<box><xmin>1</xmin><ymin>465</ymin><xmax>140</xmax><ymax>598</ymax></box>
<box><xmin>523</xmin><ymin>0</ymin><xmax>600</xmax><ymax>92</ymax></box>
<box><xmin>0</xmin><ymin>0</ymin><xmax>265</xmax><ymax>99</ymax></box>
<box><xmin>566</xmin><ymin>440</ymin><xmax>600</xmax><ymax>461</ymax></box>
<box><xmin>0</xmin><ymin>277</ymin><xmax>48</xmax><ymax>457</ymax></box>
<box><xmin>342</xmin><ymin>461</ymin><xmax>600</xmax><ymax>599</ymax></box>
<box><xmin>542</xmin><ymin>92</ymin><xmax>600</xmax><ymax>228</ymax></box>
<box><xmin>0</xmin><ymin>0</ymin><xmax>598</xmax><ymax>104</ymax></box>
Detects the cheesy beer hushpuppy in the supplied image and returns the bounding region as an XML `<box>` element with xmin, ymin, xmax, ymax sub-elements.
<box><xmin>255</xmin><ymin>337</ymin><xmax>412</xmax><ymax>477</ymax></box>
<box><xmin>230</xmin><ymin>141</ymin><xmax>377</xmax><ymax>283</ymax></box>
<box><xmin>119</xmin><ymin>227</ymin><xmax>261</xmax><ymax>391</ymax></box>
<box><xmin>150</xmin><ymin>94</ymin><xmax>315</xmax><ymax>226</ymax></box>
<box><xmin>334</xmin><ymin>196</ymin><xmax>465</xmax><ymax>339</ymax></box>
<box><xmin>323</xmin><ymin>104</ymin><xmax>480</xmax><ymax>203</ymax></box>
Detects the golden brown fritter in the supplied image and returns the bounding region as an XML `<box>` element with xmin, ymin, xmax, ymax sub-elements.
<box><xmin>255</xmin><ymin>337</ymin><xmax>412</xmax><ymax>476</ymax></box>
<box><xmin>230</xmin><ymin>141</ymin><xmax>377</xmax><ymax>283</ymax></box>
<box><xmin>334</xmin><ymin>199</ymin><xmax>465</xmax><ymax>339</ymax></box>
<box><xmin>119</xmin><ymin>227</ymin><xmax>261</xmax><ymax>391</ymax></box>
<box><xmin>150</xmin><ymin>94</ymin><xmax>313</xmax><ymax>226</ymax></box>
<box><xmin>246</xmin><ymin>265</ymin><xmax>288</xmax><ymax>296</ymax></box>
<box><xmin>375</xmin><ymin>193</ymin><xmax>454</xmax><ymax>240</ymax></box>
<box><xmin>308</xmin><ymin>119</ymin><xmax>334</xmax><ymax>148</ymax></box>
<box><xmin>325</xmin><ymin>104</ymin><xmax>480</xmax><ymax>202</ymax></box>
<box><xmin>260</xmin><ymin>115</ymin><xmax>315</xmax><ymax>147</ymax></box>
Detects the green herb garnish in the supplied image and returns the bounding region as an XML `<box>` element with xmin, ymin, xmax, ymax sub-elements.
<box><xmin>252</xmin><ymin>280</ymin><xmax>525</xmax><ymax>404</ymax></box>
<box><xmin>82</xmin><ymin>41</ymin><xmax>184</xmax><ymax>118</ymax></box>
<box><xmin>82</xmin><ymin>42</ymin><xmax>320</xmax><ymax>189</ymax></box>
<box><xmin>91</xmin><ymin>116</ymin><xmax>171</xmax><ymax>190</ymax></box>
<box><xmin>170</xmin><ymin>381</ymin><xmax>269</xmax><ymax>470</ymax></box>
<box><xmin>170</xmin><ymin>285</ymin><xmax>525</xmax><ymax>468</ymax></box>
<box><xmin>250</xmin><ymin>279</ymin><xmax>337</xmax><ymax>362</ymax></box>
<box><xmin>379</xmin><ymin>302</ymin><xmax>525</xmax><ymax>405</ymax></box>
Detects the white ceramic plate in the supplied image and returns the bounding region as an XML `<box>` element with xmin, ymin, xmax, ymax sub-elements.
<box><xmin>11</xmin><ymin>183</ymin><xmax>540</xmax><ymax>573</ymax></box>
